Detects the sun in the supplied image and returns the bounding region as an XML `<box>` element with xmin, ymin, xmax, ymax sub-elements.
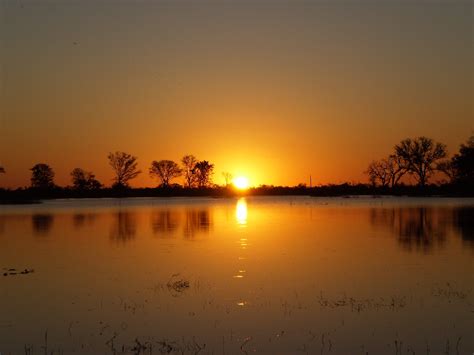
<box><xmin>233</xmin><ymin>176</ymin><xmax>249</xmax><ymax>190</ymax></box>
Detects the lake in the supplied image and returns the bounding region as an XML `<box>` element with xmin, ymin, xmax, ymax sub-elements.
<box><xmin>0</xmin><ymin>196</ymin><xmax>472</xmax><ymax>354</ymax></box>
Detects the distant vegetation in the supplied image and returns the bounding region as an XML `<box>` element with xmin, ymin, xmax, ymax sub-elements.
<box><xmin>365</xmin><ymin>136</ymin><xmax>473</xmax><ymax>191</ymax></box>
<box><xmin>0</xmin><ymin>136</ymin><xmax>472</xmax><ymax>201</ymax></box>
<box><xmin>30</xmin><ymin>163</ymin><xmax>55</xmax><ymax>189</ymax></box>
<box><xmin>70</xmin><ymin>168</ymin><xmax>102</xmax><ymax>191</ymax></box>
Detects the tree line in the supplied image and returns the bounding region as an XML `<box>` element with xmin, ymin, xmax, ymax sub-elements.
<box><xmin>365</xmin><ymin>135</ymin><xmax>473</xmax><ymax>188</ymax></box>
<box><xmin>0</xmin><ymin>135</ymin><xmax>472</xmax><ymax>194</ymax></box>
<box><xmin>0</xmin><ymin>153</ymin><xmax>216</xmax><ymax>191</ymax></box>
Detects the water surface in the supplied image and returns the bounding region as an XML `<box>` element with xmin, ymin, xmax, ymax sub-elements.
<box><xmin>0</xmin><ymin>196</ymin><xmax>472</xmax><ymax>354</ymax></box>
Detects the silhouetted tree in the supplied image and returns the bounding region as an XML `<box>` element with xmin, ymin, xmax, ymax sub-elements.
<box><xmin>30</xmin><ymin>163</ymin><xmax>55</xmax><ymax>189</ymax></box>
<box><xmin>366</xmin><ymin>160</ymin><xmax>390</xmax><ymax>187</ymax></box>
<box><xmin>192</xmin><ymin>160</ymin><xmax>214</xmax><ymax>188</ymax></box>
<box><xmin>451</xmin><ymin>135</ymin><xmax>474</xmax><ymax>185</ymax></box>
<box><xmin>386</xmin><ymin>155</ymin><xmax>408</xmax><ymax>187</ymax></box>
<box><xmin>149</xmin><ymin>160</ymin><xmax>182</xmax><ymax>187</ymax></box>
<box><xmin>0</xmin><ymin>166</ymin><xmax>5</xmax><ymax>189</ymax></box>
<box><xmin>395</xmin><ymin>137</ymin><xmax>447</xmax><ymax>187</ymax></box>
<box><xmin>108</xmin><ymin>151</ymin><xmax>141</xmax><ymax>188</ymax></box>
<box><xmin>437</xmin><ymin>159</ymin><xmax>456</xmax><ymax>183</ymax></box>
<box><xmin>70</xmin><ymin>168</ymin><xmax>102</xmax><ymax>190</ymax></box>
<box><xmin>0</xmin><ymin>166</ymin><xmax>5</xmax><ymax>175</ymax></box>
<box><xmin>366</xmin><ymin>155</ymin><xmax>407</xmax><ymax>188</ymax></box>
<box><xmin>222</xmin><ymin>172</ymin><xmax>233</xmax><ymax>187</ymax></box>
<box><xmin>181</xmin><ymin>155</ymin><xmax>197</xmax><ymax>188</ymax></box>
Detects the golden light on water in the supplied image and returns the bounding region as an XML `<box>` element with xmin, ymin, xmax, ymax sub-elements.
<box><xmin>235</xmin><ymin>198</ymin><xmax>248</xmax><ymax>225</ymax></box>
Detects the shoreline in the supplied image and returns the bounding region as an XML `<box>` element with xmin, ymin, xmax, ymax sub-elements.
<box><xmin>1</xmin><ymin>193</ymin><xmax>473</xmax><ymax>206</ymax></box>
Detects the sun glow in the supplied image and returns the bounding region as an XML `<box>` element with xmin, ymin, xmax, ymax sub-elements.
<box><xmin>233</xmin><ymin>176</ymin><xmax>249</xmax><ymax>190</ymax></box>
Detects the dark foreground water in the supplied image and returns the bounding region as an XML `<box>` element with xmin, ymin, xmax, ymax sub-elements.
<box><xmin>0</xmin><ymin>196</ymin><xmax>472</xmax><ymax>354</ymax></box>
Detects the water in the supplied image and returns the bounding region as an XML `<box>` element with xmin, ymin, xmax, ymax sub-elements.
<box><xmin>0</xmin><ymin>196</ymin><xmax>472</xmax><ymax>354</ymax></box>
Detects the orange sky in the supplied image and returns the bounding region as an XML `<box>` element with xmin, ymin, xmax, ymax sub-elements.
<box><xmin>0</xmin><ymin>1</ymin><xmax>472</xmax><ymax>188</ymax></box>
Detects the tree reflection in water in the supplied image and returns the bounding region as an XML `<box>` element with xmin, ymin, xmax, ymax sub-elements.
<box><xmin>183</xmin><ymin>209</ymin><xmax>212</xmax><ymax>238</ymax></box>
<box><xmin>151</xmin><ymin>210</ymin><xmax>180</xmax><ymax>236</ymax></box>
<box><xmin>72</xmin><ymin>213</ymin><xmax>97</xmax><ymax>229</ymax></box>
<box><xmin>110</xmin><ymin>211</ymin><xmax>137</xmax><ymax>243</ymax></box>
<box><xmin>452</xmin><ymin>207</ymin><xmax>474</xmax><ymax>246</ymax></box>
<box><xmin>370</xmin><ymin>207</ymin><xmax>449</xmax><ymax>252</ymax></box>
<box><xmin>150</xmin><ymin>208</ymin><xmax>212</xmax><ymax>238</ymax></box>
<box><xmin>32</xmin><ymin>214</ymin><xmax>54</xmax><ymax>236</ymax></box>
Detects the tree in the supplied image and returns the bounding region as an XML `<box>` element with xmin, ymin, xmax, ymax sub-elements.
<box><xmin>386</xmin><ymin>155</ymin><xmax>408</xmax><ymax>187</ymax></box>
<box><xmin>222</xmin><ymin>172</ymin><xmax>233</xmax><ymax>187</ymax></box>
<box><xmin>149</xmin><ymin>160</ymin><xmax>182</xmax><ymax>187</ymax></box>
<box><xmin>365</xmin><ymin>160</ymin><xmax>390</xmax><ymax>187</ymax></box>
<box><xmin>30</xmin><ymin>163</ymin><xmax>55</xmax><ymax>189</ymax></box>
<box><xmin>70</xmin><ymin>168</ymin><xmax>102</xmax><ymax>190</ymax></box>
<box><xmin>451</xmin><ymin>135</ymin><xmax>474</xmax><ymax>184</ymax></box>
<box><xmin>436</xmin><ymin>160</ymin><xmax>456</xmax><ymax>182</ymax></box>
<box><xmin>108</xmin><ymin>151</ymin><xmax>141</xmax><ymax>188</ymax></box>
<box><xmin>0</xmin><ymin>166</ymin><xmax>5</xmax><ymax>188</ymax></box>
<box><xmin>394</xmin><ymin>137</ymin><xmax>447</xmax><ymax>187</ymax></box>
<box><xmin>365</xmin><ymin>156</ymin><xmax>407</xmax><ymax>188</ymax></box>
<box><xmin>181</xmin><ymin>155</ymin><xmax>197</xmax><ymax>188</ymax></box>
<box><xmin>192</xmin><ymin>160</ymin><xmax>214</xmax><ymax>188</ymax></box>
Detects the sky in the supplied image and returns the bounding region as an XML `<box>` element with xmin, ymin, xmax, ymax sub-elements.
<box><xmin>0</xmin><ymin>0</ymin><xmax>472</xmax><ymax>188</ymax></box>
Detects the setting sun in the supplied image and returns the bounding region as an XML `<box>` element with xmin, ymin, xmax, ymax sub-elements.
<box><xmin>233</xmin><ymin>176</ymin><xmax>249</xmax><ymax>190</ymax></box>
<box><xmin>0</xmin><ymin>1</ymin><xmax>471</xmax><ymax>354</ymax></box>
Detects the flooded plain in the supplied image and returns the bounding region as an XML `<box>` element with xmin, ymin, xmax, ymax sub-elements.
<box><xmin>0</xmin><ymin>196</ymin><xmax>472</xmax><ymax>354</ymax></box>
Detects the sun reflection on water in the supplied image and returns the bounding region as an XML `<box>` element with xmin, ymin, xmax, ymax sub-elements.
<box><xmin>234</xmin><ymin>198</ymin><xmax>249</xmax><ymax>307</ymax></box>
<box><xmin>235</xmin><ymin>198</ymin><xmax>248</xmax><ymax>226</ymax></box>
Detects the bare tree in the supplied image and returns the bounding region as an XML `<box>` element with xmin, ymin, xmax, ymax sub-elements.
<box><xmin>181</xmin><ymin>155</ymin><xmax>197</xmax><ymax>188</ymax></box>
<box><xmin>436</xmin><ymin>160</ymin><xmax>456</xmax><ymax>182</ymax></box>
<box><xmin>222</xmin><ymin>171</ymin><xmax>233</xmax><ymax>187</ymax></box>
<box><xmin>192</xmin><ymin>160</ymin><xmax>214</xmax><ymax>188</ymax></box>
<box><xmin>395</xmin><ymin>137</ymin><xmax>447</xmax><ymax>187</ymax></box>
<box><xmin>366</xmin><ymin>155</ymin><xmax>408</xmax><ymax>188</ymax></box>
<box><xmin>386</xmin><ymin>155</ymin><xmax>408</xmax><ymax>187</ymax></box>
<box><xmin>366</xmin><ymin>160</ymin><xmax>390</xmax><ymax>187</ymax></box>
<box><xmin>149</xmin><ymin>160</ymin><xmax>182</xmax><ymax>187</ymax></box>
<box><xmin>30</xmin><ymin>163</ymin><xmax>55</xmax><ymax>189</ymax></box>
<box><xmin>70</xmin><ymin>168</ymin><xmax>102</xmax><ymax>190</ymax></box>
<box><xmin>108</xmin><ymin>151</ymin><xmax>141</xmax><ymax>188</ymax></box>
